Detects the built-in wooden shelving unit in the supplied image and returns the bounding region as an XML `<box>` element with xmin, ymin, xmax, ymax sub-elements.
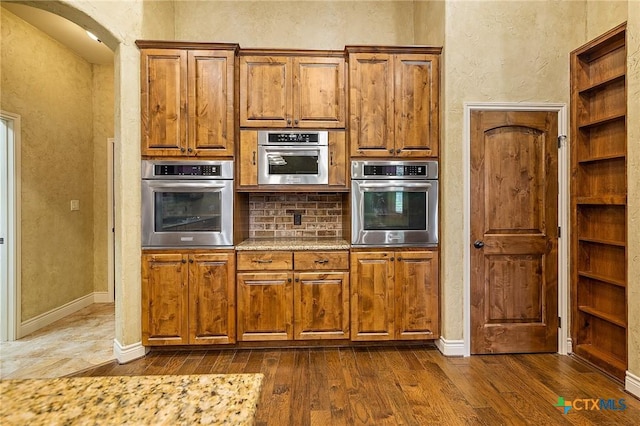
<box><xmin>570</xmin><ymin>22</ymin><xmax>627</xmax><ymax>381</ymax></box>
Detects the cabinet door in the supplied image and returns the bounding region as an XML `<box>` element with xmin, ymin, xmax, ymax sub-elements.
<box><xmin>395</xmin><ymin>251</ymin><xmax>439</xmax><ymax>340</ymax></box>
<box><xmin>140</xmin><ymin>49</ymin><xmax>188</xmax><ymax>156</ymax></box>
<box><xmin>350</xmin><ymin>252</ymin><xmax>395</xmax><ymax>340</ymax></box>
<box><xmin>237</xmin><ymin>272</ymin><xmax>293</xmax><ymax>341</ymax></box>
<box><xmin>238</xmin><ymin>130</ymin><xmax>258</xmax><ymax>187</ymax></box>
<box><xmin>141</xmin><ymin>253</ymin><xmax>189</xmax><ymax>345</ymax></box>
<box><xmin>188</xmin><ymin>50</ymin><xmax>235</xmax><ymax>156</ymax></box>
<box><xmin>293</xmin><ymin>56</ymin><xmax>346</xmax><ymax>128</ymax></box>
<box><xmin>294</xmin><ymin>272</ymin><xmax>349</xmax><ymax>340</ymax></box>
<box><xmin>349</xmin><ymin>53</ymin><xmax>395</xmax><ymax>157</ymax></box>
<box><xmin>328</xmin><ymin>131</ymin><xmax>347</xmax><ymax>187</ymax></box>
<box><xmin>240</xmin><ymin>56</ymin><xmax>291</xmax><ymax>127</ymax></box>
<box><xmin>188</xmin><ymin>253</ymin><xmax>236</xmax><ymax>344</ymax></box>
<box><xmin>394</xmin><ymin>54</ymin><xmax>439</xmax><ymax>158</ymax></box>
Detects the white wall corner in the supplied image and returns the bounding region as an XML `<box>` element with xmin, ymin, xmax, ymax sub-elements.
<box><xmin>113</xmin><ymin>339</ymin><xmax>148</xmax><ymax>364</ymax></box>
<box><xmin>625</xmin><ymin>371</ymin><xmax>640</xmax><ymax>399</ymax></box>
<box><xmin>435</xmin><ymin>337</ymin><xmax>466</xmax><ymax>357</ymax></box>
<box><xmin>93</xmin><ymin>292</ymin><xmax>113</xmax><ymax>304</ymax></box>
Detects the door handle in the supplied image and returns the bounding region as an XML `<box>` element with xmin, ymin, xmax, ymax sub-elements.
<box><xmin>473</xmin><ymin>240</ymin><xmax>485</xmax><ymax>249</ymax></box>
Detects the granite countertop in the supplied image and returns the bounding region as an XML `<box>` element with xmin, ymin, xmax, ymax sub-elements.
<box><xmin>0</xmin><ymin>373</ymin><xmax>263</xmax><ymax>425</ymax></box>
<box><xmin>236</xmin><ymin>237</ymin><xmax>350</xmax><ymax>251</ymax></box>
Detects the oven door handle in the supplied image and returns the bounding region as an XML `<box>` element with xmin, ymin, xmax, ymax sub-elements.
<box><xmin>358</xmin><ymin>182</ymin><xmax>433</xmax><ymax>190</ymax></box>
<box><xmin>146</xmin><ymin>182</ymin><xmax>228</xmax><ymax>190</ymax></box>
<box><xmin>263</xmin><ymin>147</ymin><xmax>321</xmax><ymax>155</ymax></box>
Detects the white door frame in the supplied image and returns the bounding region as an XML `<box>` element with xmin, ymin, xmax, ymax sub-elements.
<box><xmin>463</xmin><ymin>102</ymin><xmax>569</xmax><ymax>357</ymax></box>
<box><xmin>107</xmin><ymin>138</ymin><xmax>115</xmax><ymax>301</ymax></box>
<box><xmin>0</xmin><ymin>111</ymin><xmax>21</xmax><ymax>342</ymax></box>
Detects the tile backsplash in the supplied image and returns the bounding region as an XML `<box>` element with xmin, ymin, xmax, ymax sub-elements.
<box><xmin>249</xmin><ymin>193</ymin><xmax>343</xmax><ymax>238</ymax></box>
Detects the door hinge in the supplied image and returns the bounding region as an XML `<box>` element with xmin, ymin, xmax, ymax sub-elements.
<box><xmin>558</xmin><ymin>317</ymin><xmax>562</xmax><ymax>328</ymax></box>
<box><xmin>0</xmin><ymin>237</ymin><xmax>4</xmax><ymax>244</ymax></box>
<box><xmin>558</xmin><ymin>226</ymin><xmax>561</xmax><ymax>238</ymax></box>
<box><xmin>558</xmin><ymin>135</ymin><xmax>567</xmax><ymax>148</ymax></box>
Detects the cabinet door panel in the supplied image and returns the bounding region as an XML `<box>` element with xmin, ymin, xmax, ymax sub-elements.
<box><xmin>240</xmin><ymin>56</ymin><xmax>290</xmax><ymax>127</ymax></box>
<box><xmin>237</xmin><ymin>272</ymin><xmax>293</xmax><ymax>341</ymax></box>
<box><xmin>238</xmin><ymin>131</ymin><xmax>258</xmax><ymax>187</ymax></box>
<box><xmin>395</xmin><ymin>251</ymin><xmax>439</xmax><ymax>340</ymax></box>
<box><xmin>188</xmin><ymin>50</ymin><xmax>235</xmax><ymax>156</ymax></box>
<box><xmin>294</xmin><ymin>272</ymin><xmax>349</xmax><ymax>340</ymax></box>
<box><xmin>349</xmin><ymin>53</ymin><xmax>394</xmax><ymax>157</ymax></box>
<box><xmin>394</xmin><ymin>54</ymin><xmax>439</xmax><ymax>157</ymax></box>
<box><xmin>141</xmin><ymin>49</ymin><xmax>187</xmax><ymax>156</ymax></box>
<box><xmin>328</xmin><ymin>131</ymin><xmax>347</xmax><ymax>188</ymax></box>
<box><xmin>294</xmin><ymin>57</ymin><xmax>345</xmax><ymax>128</ymax></box>
<box><xmin>189</xmin><ymin>253</ymin><xmax>236</xmax><ymax>344</ymax></box>
<box><xmin>350</xmin><ymin>252</ymin><xmax>394</xmax><ymax>340</ymax></box>
<box><xmin>141</xmin><ymin>253</ymin><xmax>188</xmax><ymax>345</ymax></box>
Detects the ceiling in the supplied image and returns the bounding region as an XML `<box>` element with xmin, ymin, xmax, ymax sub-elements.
<box><xmin>2</xmin><ymin>2</ymin><xmax>114</xmax><ymax>65</ymax></box>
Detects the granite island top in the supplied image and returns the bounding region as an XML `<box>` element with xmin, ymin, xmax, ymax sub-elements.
<box><xmin>236</xmin><ymin>237</ymin><xmax>350</xmax><ymax>251</ymax></box>
<box><xmin>0</xmin><ymin>373</ymin><xmax>263</xmax><ymax>425</ymax></box>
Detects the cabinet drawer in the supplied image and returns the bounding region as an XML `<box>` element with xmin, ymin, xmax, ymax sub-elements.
<box><xmin>237</xmin><ymin>251</ymin><xmax>293</xmax><ymax>271</ymax></box>
<box><xmin>294</xmin><ymin>251</ymin><xmax>349</xmax><ymax>270</ymax></box>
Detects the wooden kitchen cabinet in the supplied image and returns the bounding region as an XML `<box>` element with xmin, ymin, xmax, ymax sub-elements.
<box><xmin>236</xmin><ymin>130</ymin><xmax>347</xmax><ymax>189</ymax></box>
<box><xmin>138</xmin><ymin>42</ymin><xmax>237</xmax><ymax>157</ymax></box>
<box><xmin>236</xmin><ymin>250</ymin><xmax>350</xmax><ymax>341</ymax></box>
<box><xmin>347</xmin><ymin>47</ymin><xmax>441</xmax><ymax>158</ymax></box>
<box><xmin>142</xmin><ymin>250</ymin><xmax>236</xmax><ymax>346</ymax></box>
<box><xmin>239</xmin><ymin>52</ymin><xmax>346</xmax><ymax>128</ymax></box>
<box><xmin>570</xmin><ymin>23</ymin><xmax>628</xmax><ymax>380</ymax></box>
<box><xmin>350</xmin><ymin>250</ymin><xmax>439</xmax><ymax>341</ymax></box>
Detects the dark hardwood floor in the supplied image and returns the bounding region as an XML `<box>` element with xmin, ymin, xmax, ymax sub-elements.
<box><xmin>73</xmin><ymin>345</ymin><xmax>640</xmax><ymax>425</ymax></box>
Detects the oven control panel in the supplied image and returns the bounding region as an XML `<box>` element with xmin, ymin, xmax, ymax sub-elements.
<box><xmin>154</xmin><ymin>164</ymin><xmax>221</xmax><ymax>176</ymax></box>
<box><xmin>352</xmin><ymin>161</ymin><xmax>438</xmax><ymax>180</ymax></box>
<box><xmin>141</xmin><ymin>160</ymin><xmax>234</xmax><ymax>180</ymax></box>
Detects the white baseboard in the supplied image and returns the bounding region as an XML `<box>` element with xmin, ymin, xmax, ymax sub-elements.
<box><xmin>626</xmin><ymin>371</ymin><xmax>640</xmax><ymax>399</ymax></box>
<box><xmin>19</xmin><ymin>293</ymin><xmax>94</xmax><ymax>338</ymax></box>
<box><xmin>435</xmin><ymin>337</ymin><xmax>465</xmax><ymax>357</ymax></box>
<box><xmin>567</xmin><ymin>337</ymin><xmax>573</xmax><ymax>354</ymax></box>
<box><xmin>93</xmin><ymin>291</ymin><xmax>113</xmax><ymax>303</ymax></box>
<box><xmin>113</xmin><ymin>339</ymin><xmax>148</xmax><ymax>364</ymax></box>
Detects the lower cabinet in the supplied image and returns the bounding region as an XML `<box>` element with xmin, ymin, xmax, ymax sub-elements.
<box><xmin>142</xmin><ymin>251</ymin><xmax>236</xmax><ymax>346</ymax></box>
<box><xmin>236</xmin><ymin>250</ymin><xmax>350</xmax><ymax>341</ymax></box>
<box><xmin>351</xmin><ymin>250</ymin><xmax>439</xmax><ymax>341</ymax></box>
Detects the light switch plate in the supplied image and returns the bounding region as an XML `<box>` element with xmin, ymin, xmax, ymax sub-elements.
<box><xmin>70</xmin><ymin>200</ymin><xmax>80</xmax><ymax>211</ymax></box>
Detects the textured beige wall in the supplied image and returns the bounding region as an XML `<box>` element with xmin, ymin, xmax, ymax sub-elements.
<box><xmin>625</xmin><ymin>0</ymin><xmax>639</xmax><ymax>381</ymax></box>
<box><xmin>413</xmin><ymin>0</ymin><xmax>444</xmax><ymax>45</ymax></box>
<box><xmin>1</xmin><ymin>9</ymin><xmax>95</xmax><ymax>320</ymax></box>
<box><xmin>440</xmin><ymin>0</ymin><xmax>586</xmax><ymax>340</ymax></box>
<box><xmin>586</xmin><ymin>0</ymin><xmax>627</xmax><ymax>39</ymax></box>
<box><xmin>92</xmin><ymin>63</ymin><xmax>114</xmax><ymax>294</ymax></box>
<box><xmin>174</xmin><ymin>0</ymin><xmax>415</xmax><ymax>48</ymax></box>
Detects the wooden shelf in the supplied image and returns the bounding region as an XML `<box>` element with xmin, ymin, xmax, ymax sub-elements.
<box><xmin>578</xmin><ymin>306</ymin><xmax>626</xmax><ymax>328</ymax></box>
<box><xmin>577</xmin><ymin>113</ymin><xmax>625</xmax><ymax>130</ymax></box>
<box><xmin>577</xmin><ymin>73</ymin><xmax>625</xmax><ymax>95</ymax></box>
<box><xmin>573</xmin><ymin>344</ymin><xmax>627</xmax><ymax>380</ymax></box>
<box><xmin>577</xmin><ymin>153</ymin><xmax>625</xmax><ymax>164</ymax></box>
<box><xmin>575</xmin><ymin>195</ymin><xmax>626</xmax><ymax>205</ymax></box>
<box><xmin>577</xmin><ymin>237</ymin><xmax>625</xmax><ymax>247</ymax></box>
<box><xmin>577</xmin><ymin>271</ymin><xmax>626</xmax><ymax>288</ymax></box>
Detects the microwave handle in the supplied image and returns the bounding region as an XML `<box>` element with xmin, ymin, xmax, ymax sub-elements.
<box><xmin>262</xmin><ymin>147</ymin><xmax>322</xmax><ymax>154</ymax></box>
<box><xmin>358</xmin><ymin>182</ymin><xmax>433</xmax><ymax>190</ymax></box>
<box><xmin>147</xmin><ymin>182</ymin><xmax>228</xmax><ymax>190</ymax></box>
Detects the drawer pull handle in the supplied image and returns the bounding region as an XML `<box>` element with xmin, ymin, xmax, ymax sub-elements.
<box><xmin>253</xmin><ymin>259</ymin><xmax>273</xmax><ymax>264</ymax></box>
<box><xmin>314</xmin><ymin>259</ymin><xmax>329</xmax><ymax>264</ymax></box>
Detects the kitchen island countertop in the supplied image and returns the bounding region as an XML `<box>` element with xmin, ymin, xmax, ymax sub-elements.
<box><xmin>0</xmin><ymin>373</ymin><xmax>263</xmax><ymax>425</ymax></box>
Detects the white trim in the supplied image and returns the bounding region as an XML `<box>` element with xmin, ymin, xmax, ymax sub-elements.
<box><xmin>567</xmin><ymin>337</ymin><xmax>573</xmax><ymax>354</ymax></box>
<box><xmin>462</xmin><ymin>102</ymin><xmax>569</xmax><ymax>357</ymax></box>
<box><xmin>435</xmin><ymin>338</ymin><xmax>465</xmax><ymax>357</ymax></box>
<box><xmin>0</xmin><ymin>111</ymin><xmax>21</xmax><ymax>342</ymax></box>
<box><xmin>107</xmin><ymin>138</ymin><xmax>115</xmax><ymax>302</ymax></box>
<box><xmin>19</xmin><ymin>293</ymin><xmax>94</xmax><ymax>337</ymax></box>
<box><xmin>93</xmin><ymin>292</ymin><xmax>112</xmax><ymax>303</ymax></box>
<box><xmin>625</xmin><ymin>371</ymin><xmax>640</xmax><ymax>399</ymax></box>
<box><xmin>113</xmin><ymin>339</ymin><xmax>148</xmax><ymax>364</ymax></box>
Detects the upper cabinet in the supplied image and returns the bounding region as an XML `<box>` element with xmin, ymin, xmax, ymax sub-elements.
<box><xmin>137</xmin><ymin>41</ymin><xmax>238</xmax><ymax>157</ymax></box>
<box><xmin>239</xmin><ymin>51</ymin><xmax>346</xmax><ymax>128</ymax></box>
<box><xmin>347</xmin><ymin>47</ymin><xmax>441</xmax><ymax>158</ymax></box>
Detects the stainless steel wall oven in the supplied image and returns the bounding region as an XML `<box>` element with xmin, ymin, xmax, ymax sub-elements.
<box><xmin>258</xmin><ymin>130</ymin><xmax>328</xmax><ymax>185</ymax></box>
<box><xmin>351</xmin><ymin>160</ymin><xmax>438</xmax><ymax>247</ymax></box>
<box><xmin>141</xmin><ymin>160</ymin><xmax>234</xmax><ymax>248</ymax></box>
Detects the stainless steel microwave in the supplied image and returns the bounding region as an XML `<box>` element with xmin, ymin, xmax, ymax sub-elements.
<box><xmin>257</xmin><ymin>130</ymin><xmax>328</xmax><ymax>185</ymax></box>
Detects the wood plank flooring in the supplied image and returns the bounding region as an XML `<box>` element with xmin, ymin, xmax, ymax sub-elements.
<box><xmin>72</xmin><ymin>345</ymin><xmax>640</xmax><ymax>425</ymax></box>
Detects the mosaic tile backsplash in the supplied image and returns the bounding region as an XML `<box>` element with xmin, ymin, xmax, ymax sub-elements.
<box><xmin>248</xmin><ymin>193</ymin><xmax>343</xmax><ymax>238</ymax></box>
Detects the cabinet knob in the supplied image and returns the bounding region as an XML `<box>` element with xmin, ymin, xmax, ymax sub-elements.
<box><xmin>189</xmin><ymin>259</ymin><xmax>194</xmax><ymax>263</ymax></box>
<box><xmin>294</xmin><ymin>119</ymin><xmax>299</xmax><ymax>125</ymax></box>
<box><xmin>389</xmin><ymin>149</ymin><xmax>394</xmax><ymax>154</ymax></box>
<box><xmin>397</xmin><ymin>257</ymin><xmax>403</xmax><ymax>261</ymax></box>
<box><xmin>396</xmin><ymin>149</ymin><xmax>401</xmax><ymax>154</ymax></box>
<box><xmin>295</xmin><ymin>278</ymin><xmax>300</xmax><ymax>282</ymax></box>
<box><xmin>390</xmin><ymin>257</ymin><xmax>394</xmax><ymax>261</ymax></box>
<box><xmin>180</xmin><ymin>147</ymin><xmax>186</xmax><ymax>153</ymax></box>
<box><xmin>288</xmin><ymin>278</ymin><xmax>292</xmax><ymax>283</ymax></box>
<box><xmin>181</xmin><ymin>259</ymin><xmax>187</xmax><ymax>264</ymax></box>
<box><xmin>187</xmin><ymin>148</ymin><xmax>193</xmax><ymax>153</ymax></box>
<box><xmin>287</xmin><ymin>118</ymin><xmax>292</xmax><ymax>125</ymax></box>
